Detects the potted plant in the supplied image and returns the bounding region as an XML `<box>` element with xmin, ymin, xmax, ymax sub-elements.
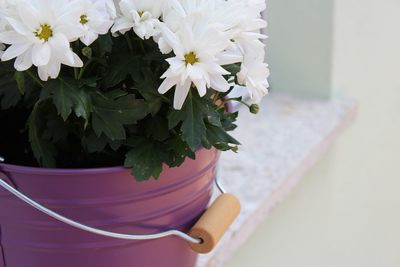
<box><xmin>0</xmin><ymin>0</ymin><xmax>269</xmax><ymax>266</ymax></box>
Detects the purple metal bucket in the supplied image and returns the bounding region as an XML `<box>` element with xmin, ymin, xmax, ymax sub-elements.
<box><xmin>0</xmin><ymin>148</ymin><xmax>219</xmax><ymax>267</ymax></box>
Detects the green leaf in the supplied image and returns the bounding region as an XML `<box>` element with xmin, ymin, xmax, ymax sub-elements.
<box><xmin>95</xmin><ymin>33</ymin><xmax>113</xmax><ymax>57</ymax></box>
<box><xmin>42</xmin><ymin>111</ymin><xmax>69</xmax><ymax>143</ymax></box>
<box><xmin>28</xmin><ymin>101</ymin><xmax>56</xmax><ymax>167</ymax></box>
<box><xmin>104</xmin><ymin>38</ymin><xmax>141</xmax><ymax>88</ymax></box>
<box><xmin>78</xmin><ymin>77</ymin><xmax>98</xmax><ymax>88</ymax></box>
<box><xmin>144</xmin><ymin>115</ymin><xmax>170</xmax><ymax>141</ymax></box>
<box><xmin>205</xmin><ymin>123</ymin><xmax>240</xmax><ymax>152</ymax></box>
<box><xmin>223</xmin><ymin>63</ymin><xmax>241</xmax><ymax>76</ymax></box>
<box><xmin>0</xmin><ymin>62</ymin><xmax>22</xmax><ymax>109</ymax></box>
<box><xmin>14</xmin><ymin>71</ymin><xmax>25</xmax><ymax>95</ymax></box>
<box><xmin>166</xmin><ymin>135</ymin><xmax>196</xmax><ymax>167</ymax></box>
<box><xmin>83</xmin><ymin>132</ymin><xmax>123</xmax><ymax>153</ymax></box>
<box><xmin>105</xmin><ymin>55</ymin><xmax>140</xmax><ymax>88</ymax></box>
<box><xmin>181</xmin><ymin>99</ymin><xmax>206</xmax><ymax>150</ymax></box>
<box><xmin>0</xmin><ymin>79</ymin><xmax>21</xmax><ymax>109</ymax></box>
<box><xmin>104</xmin><ymin>89</ymin><xmax>128</xmax><ymax>99</ymax></box>
<box><xmin>133</xmin><ymin>70</ymin><xmax>164</xmax><ymax>115</ymax></box>
<box><xmin>220</xmin><ymin>111</ymin><xmax>238</xmax><ymax>131</ymax></box>
<box><xmin>91</xmin><ymin>94</ymin><xmax>150</xmax><ymax>140</ymax></box>
<box><xmin>45</xmin><ymin>78</ymin><xmax>92</xmax><ymax>122</ymax></box>
<box><xmin>168</xmin><ymin>91</ymin><xmax>208</xmax><ymax>151</ymax></box>
<box><xmin>124</xmin><ymin>140</ymin><xmax>163</xmax><ymax>181</ymax></box>
<box><xmin>206</xmin><ymin>109</ymin><xmax>222</xmax><ymax>127</ymax></box>
<box><xmin>206</xmin><ymin>124</ymin><xmax>240</xmax><ymax>145</ymax></box>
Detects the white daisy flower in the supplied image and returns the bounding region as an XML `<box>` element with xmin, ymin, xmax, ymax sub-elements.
<box><xmin>160</xmin><ymin>0</ymin><xmax>253</xmax><ymax>62</ymax></box>
<box><xmin>0</xmin><ymin>0</ymin><xmax>84</xmax><ymax>81</ymax></box>
<box><xmin>243</xmin><ymin>0</ymin><xmax>267</xmax><ymax>15</ymax></box>
<box><xmin>111</xmin><ymin>0</ymin><xmax>163</xmax><ymax>39</ymax></box>
<box><xmin>158</xmin><ymin>21</ymin><xmax>232</xmax><ymax>110</ymax></box>
<box><xmin>74</xmin><ymin>0</ymin><xmax>114</xmax><ymax>46</ymax></box>
<box><xmin>230</xmin><ymin>0</ymin><xmax>267</xmax><ymax>58</ymax></box>
<box><xmin>237</xmin><ymin>54</ymin><xmax>270</xmax><ymax>104</ymax></box>
<box><xmin>0</xmin><ymin>7</ymin><xmax>6</xmax><ymax>57</ymax></box>
<box><xmin>100</xmin><ymin>0</ymin><xmax>118</xmax><ymax>19</ymax></box>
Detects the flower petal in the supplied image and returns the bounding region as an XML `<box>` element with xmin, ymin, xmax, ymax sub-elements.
<box><xmin>173</xmin><ymin>79</ymin><xmax>191</xmax><ymax>110</ymax></box>
<box><xmin>193</xmin><ymin>79</ymin><xmax>207</xmax><ymax>97</ymax></box>
<box><xmin>210</xmin><ymin>74</ymin><xmax>230</xmax><ymax>92</ymax></box>
<box><xmin>32</xmin><ymin>43</ymin><xmax>51</xmax><ymax>66</ymax></box>
<box><xmin>1</xmin><ymin>43</ymin><xmax>31</xmax><ymax>61</ymax></box>
<box><xmin>6</xmin><ymin>17</ymin><xmax>32</xmax><ymax>36</ymax></box>
<box><xmin>111</xmin><ymin>18</ymin><xmax>134</xmax><ymax>34</ymax></box>
<box><xmin>158</xmin><ymin>77</ymin><xmax>178</xmax><ymax>94</ymax></box>
<box><xmin>14</xmin><ymin>50</ymin><xmax>33</xmax><ymax>71</ymax></box>
<box><xmin>17</xmin><ymin>3</ymin><xmax>40</xmax><ymax>31</ymax></box>
<box><xmin>80</xmin><ymin>30</ymin><xmax>99</xmax><ymax>46</ymax></box>
<box><xmin>0</xmin><ymin>31</ymin><xmax>27</xmax><ymax>44</ymax></box>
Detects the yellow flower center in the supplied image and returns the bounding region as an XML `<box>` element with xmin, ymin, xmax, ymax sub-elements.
<box><xmin>137</xmin><ymin>11</ymin><xmax>144</xmax><ymax>17</ymax></box>
<box><xmin>184</xmin><ymin>52</ymin><xmax>199</xmax><ymax>65</ymax></box>
<box><xmin>80</xmin><ymin>14</ymin><xmax>89</xmax><ymax>25</ymax></box>
<box><xmin>35</xmin><ymin>24</ymin><xmax>53</xmax><ymax>42</ymax></box>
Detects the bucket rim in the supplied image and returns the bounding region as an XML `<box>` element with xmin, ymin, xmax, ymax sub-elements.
<box><xmin>0</xmin><ymin>148</ymin><xmax>212</xmax><ymax>176</ymax></box>
<box><xmin>0</xmin><ymin>162</ymin><xmax>127</xmax><ymax>175</ymax></box>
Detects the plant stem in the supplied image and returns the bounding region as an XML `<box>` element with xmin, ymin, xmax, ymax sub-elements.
<box><xmin>217</xmin><ymin>98</ymin><xmax>251</xmax><ymax>111</ymax></box>
<box><xmin>78</xmin><ymin>58</ymin><xmax>94</xmax><ymax>79</ymax></box>
<box><xmin>157</xmin><ymin>93</ymin><xmax>170</xmax><ymax>103</ymax></box>
<box><xmin>26</xmin><ymin>69</ymin><xmax>44</xmax><ymax>87</ymax></box>
<box><xmin>74</xmin><ymin>68</ymin><xmax>79</xmax><ymax>79</ymax></box>
<box><xmin>212</xmin><ymin>92</ymin><xmax>220</xmax><ymax>103</ymax></box>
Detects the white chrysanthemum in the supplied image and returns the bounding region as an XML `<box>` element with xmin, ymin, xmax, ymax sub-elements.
<box><xmin>158</xmin><ymin>21</ymin><xmax>232</xmax><ymax>109</ymax></box>
<box><xmin>232</xmin><ymin>0</ymin><xmax>267</xmax><ymax>53</ymax></box>
<box><xmin>0</xmin><ymin>0</ymin><xmax>84</xmax><ymax>81</ymax></box>
<box><xmin>237</xmin><ymin>52</ymin><xmax>270</xmax><ymax>104</ymax></box>
<box><xmin>0</xmin><ymin>10</ymin><xmax>6</xmax><ymax>57</ymax></box>
<box><xmin>111</xmin><ymin>0</ymin><xmax>163</xmax><ymax>39</ymax></box>
<box><xmin>0</xmin><ymin>0</ymin><xmax>14</xmax><ymax>57</ymax></box>
<box><xmin>74</xmin><ymin>0</ymin><xmax>114</xmax><ymax>46</ymax></box>
<box><xmin>159</xmin><ymin>0</ymin><xmax>243</xmax><ymax>57</ymax></box>
<box><xmin>101</xmin><ymin>0</ymin><xmax>118</xmax><ymax>19</ymax></box>
<box><xmin>232</xmin><ymin>0</ymin><xmax>269</xmax><ymax>103</ymax></box>
<box><xmin>157</xmin><ymin>0</ymin><xmax>271</xmax><ymax>109</ymax></box>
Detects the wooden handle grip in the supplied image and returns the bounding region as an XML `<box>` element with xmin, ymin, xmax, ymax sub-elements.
<box><xmin>188</xmin><ymin>193</ymin><xmax>241</xmax><ymax>254</ymax></box>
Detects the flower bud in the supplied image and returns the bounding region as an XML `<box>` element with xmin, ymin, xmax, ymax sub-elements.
<box><xmin>82</xmin><ymin>47</ymin><xmax>92</xmax><ymax>59</ymax></box>
<box><xmin>249</xmin><ymin>104</ymin><xmax>260</xmax><ymax>114</ymax></box>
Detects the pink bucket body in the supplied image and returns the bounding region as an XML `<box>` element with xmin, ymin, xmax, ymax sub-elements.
<box><xmin>0</xmin><ymin>148</ymin><xmax>219</xmax><ymax>267</ymax></box>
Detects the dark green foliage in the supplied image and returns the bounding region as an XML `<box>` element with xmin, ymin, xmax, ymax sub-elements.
<box><xmin>45</xmin><ymin>78</ymin><xmax>91</xmax><ymax>121</ymax></box>
<box><xmin>28</xmin><ymin>101</ymin><xmax>57</xmax><ymax>167</ymax></box>
<box><xmin>0</xmin><ymin>33</ymin><xmax>241</xmax><ymax>181</ymax></box>
<box><xmin>91</xmin><ymin>94</ymin><xmax>150</xmax><ymax>140</ymax></box>
<box><xmin>168</xmin><ymin>92</ymin><xmax>208</xmax><ymax>151</ymax></box>
<box><xmin>124</xmin><ymin>138</ymin><xmax>164</xmax><ymax>181</ymax></box>
<box><xmin>14</xmin><ymin>71</ymin><xmax>25</xmax><ymax>95</ymax></box>
<box><xmin>0</xmin><ymin>62</ymin><xmax>23</xmax><ymax>109</ymax></box>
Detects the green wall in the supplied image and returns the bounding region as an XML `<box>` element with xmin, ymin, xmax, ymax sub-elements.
<box><xmin>266</xmin><ymin>0</ymin><xmax>335</xmax><ymax>98</ymax></box>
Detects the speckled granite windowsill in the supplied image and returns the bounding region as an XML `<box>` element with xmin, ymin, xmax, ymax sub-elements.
<box><xmin>197</xmin><ymin>93</ymin><xmax>357</xmax><ymax>267</ymax></box>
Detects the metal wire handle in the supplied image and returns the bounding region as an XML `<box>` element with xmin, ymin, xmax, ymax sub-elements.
<box><xmin>0</xmin><ymin>163</ymin><xmax>226</xmax><ymax>244</ymax></box>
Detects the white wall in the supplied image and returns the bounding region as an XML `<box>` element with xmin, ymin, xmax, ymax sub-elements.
<box><xmin>224</xmin><ymin>0</ymin><xmax>400</xmax><ymax>266</ymax></box>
